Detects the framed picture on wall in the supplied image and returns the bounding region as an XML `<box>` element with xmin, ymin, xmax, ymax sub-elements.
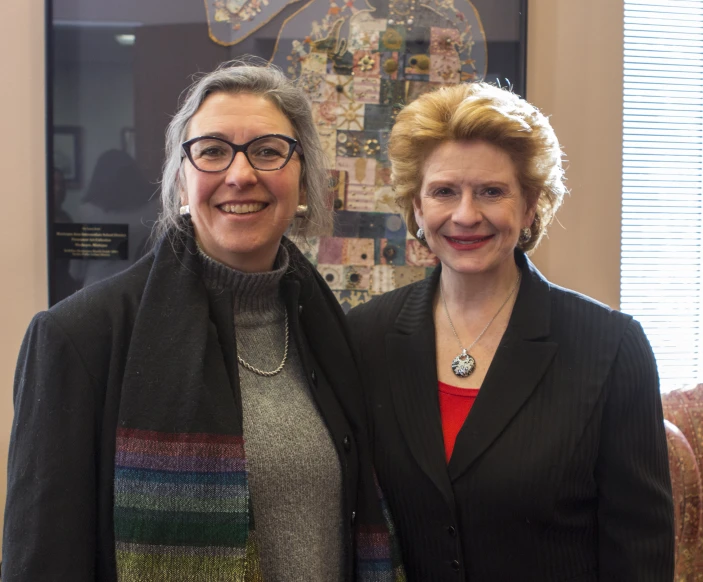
<box><xmin>47</xmin><ymin>0</ymin><xmax>526</xmax><ymax>306</ymax></box>
<box><xmin>53</xmin><ymin>126</ymin><xmax>83</xmax><ymax>189</ymax></box>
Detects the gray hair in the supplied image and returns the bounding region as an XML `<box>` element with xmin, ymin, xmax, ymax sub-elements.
<box><xmin>152</xmin><ymin>59</ymin><xmax>331</xmax><ymax>242</ymax></box>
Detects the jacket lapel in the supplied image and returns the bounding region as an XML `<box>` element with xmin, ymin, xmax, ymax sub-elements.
<box><xmin>447</xmin><ymin>253</ymin><xmax>558</xmax><ymax>482</ymax></box>
<box><xmin>386</xmin><ymin>269</ymin><xmax>456</xmax><ymax>506</ymax></box>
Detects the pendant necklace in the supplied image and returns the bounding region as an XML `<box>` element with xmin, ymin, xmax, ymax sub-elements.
<box><xmin>440</xmin><ymin>272</ymin><xmax>521</xmax><ymax>378</ymax></box>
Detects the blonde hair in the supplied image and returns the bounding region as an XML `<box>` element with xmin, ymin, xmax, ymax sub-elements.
<box><xmin>389</xmin><ymin>82</ymin><xmax>566</xmax><ymax>252</ymax></box>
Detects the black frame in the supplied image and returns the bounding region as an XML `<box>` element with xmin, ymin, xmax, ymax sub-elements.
<box><xmin>45</xmin><ymin>0</ymin><xmax>55</xmax><ymax>305</ymax></box>
<box><xmin>46</xmin><ymin>0</ymin><xmax>527</xmax><ymax>306</ymax></box>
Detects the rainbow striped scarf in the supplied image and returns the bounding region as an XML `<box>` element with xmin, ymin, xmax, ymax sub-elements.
<box><xmin>112</xmin><ymin>226</ymin><xmax>405</xmax><ymax>581</ymax></box>
<box><xmin>114</xmin><ymin>429</ymin><xmax>405</xmax><ymax>581</ymax></box>
<box><xmin>114</xmin><ymin>429</ymin><xmax>262</xmax><ymax>581</ymax></box>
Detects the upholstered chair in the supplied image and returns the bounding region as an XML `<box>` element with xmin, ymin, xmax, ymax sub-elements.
<box><xmin>665</xmin><ymin>419</ymin><xmax>702</xmax><ymax>580</ymax></box>
<box><xmin>663</xmin><ymin>385</ymin><xmax>703</xmax><ymax>581</ymax></box>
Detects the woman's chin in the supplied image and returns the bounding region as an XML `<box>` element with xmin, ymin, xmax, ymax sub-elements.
<box><xmin>438</xmin><ymin>253</ymin><xmax>513</xmax><ymax>279</ymax></box>
<box><xmin>207</xmin><ymin>238</ymin><xmax>283</xmax><ymax>272</ymax></box>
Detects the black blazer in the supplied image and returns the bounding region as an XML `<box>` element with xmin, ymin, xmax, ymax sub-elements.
<box><xmin>347</xmin><ymin>251</ymin><xmax>674</xmax><ymax>582</ymax></box>
<box><xmin>2</xmin><ymin>234</ymin><xmax>390</xmax><ymax>581</ymax></box>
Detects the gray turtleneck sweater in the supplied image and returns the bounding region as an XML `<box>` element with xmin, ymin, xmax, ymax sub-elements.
<box><xmin>199</xmin><ymin>246</ymin><xmax>345</xmax><ymax>582</ymax></box>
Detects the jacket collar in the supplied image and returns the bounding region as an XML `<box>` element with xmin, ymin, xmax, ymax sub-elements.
<box><xmin>387</xmin><ymin>250</ymin><xmax>558</xmax><ymax>500</ymax></box>
<box><xmin>394</xmin><ymin>249</ymin><xmax>552</xmax><ymax>340</ymax></box>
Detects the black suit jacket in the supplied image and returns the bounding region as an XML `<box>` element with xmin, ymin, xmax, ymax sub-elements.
<box><xmin>3</xmin><ymin>234</ymin><xmax>389</xmax><ymax>581</ymax></box>
<box><xmin>347</xmin><ymin>251</ymin><xmax>674</xmax><ymax>582</ymax></box>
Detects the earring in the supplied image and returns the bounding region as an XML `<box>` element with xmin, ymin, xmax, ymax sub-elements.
<box><xmin>519</xmin><ymin>227</ymin><xmax>531</xmax><ymax>244</ymax></box>
<box><xmin>416</xmin><ymin>227</ymin><xmax>425</xmax><ymax>241</ymax></box>
<box><xmin>179</xmin><ymin>205</ymin><xmax>190</xmax><ymax>216</ymax></box>
<box><xmin>295</xmin><ymin>204</ymin><xmax>308</xmax><ymax>218</ymax></box>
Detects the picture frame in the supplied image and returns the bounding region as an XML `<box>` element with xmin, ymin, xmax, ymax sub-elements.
<box><xmin>47</xmin><ymin>0</ymin><xmax>526</xmax><ymax>305</ymax></box>
<box><xmin>52</xmin><ymin>126</ymin><xmax>83</xmax><ymax>189</ymax></box>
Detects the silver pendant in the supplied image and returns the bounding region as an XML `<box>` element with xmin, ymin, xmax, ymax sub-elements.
<box><xmin>451</xmin><ymin>349</ymin><xmax>476</xmax><ymax>377</ymax></box>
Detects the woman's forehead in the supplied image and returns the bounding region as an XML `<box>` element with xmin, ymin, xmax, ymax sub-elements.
<box><xmin>187</xmin><ymin>92</ymin><xmax>294</xmax><ymax>138</ymax></box>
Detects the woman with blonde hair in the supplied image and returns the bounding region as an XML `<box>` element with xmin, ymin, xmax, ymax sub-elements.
<box><xmin>348</xmin><ymin>82</ymin><xmax>674</xmax><ymax>581</ymax></box>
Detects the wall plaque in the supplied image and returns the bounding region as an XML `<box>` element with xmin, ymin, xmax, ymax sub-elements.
<box><xmin>53</xmin><ymin>223</ymin><xmax>129</xmax><ymax>260</ymax></box>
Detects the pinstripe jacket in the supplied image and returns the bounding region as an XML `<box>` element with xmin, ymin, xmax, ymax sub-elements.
<box><xmin>347</xmin><ymin>250</ymin><xmax>674</xmax><ymax>582</ymax></box>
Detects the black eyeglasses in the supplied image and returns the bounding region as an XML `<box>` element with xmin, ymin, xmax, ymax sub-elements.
<box><xmin>181</xmin><ymin>134</ymin><xmax>303</xmax><ymax>173</ymax></box>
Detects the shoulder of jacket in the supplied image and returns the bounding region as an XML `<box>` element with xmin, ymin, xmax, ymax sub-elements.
<box><xmin>549</xmin><ymin>281</ymin><xmax>630</xmax><ymax>320</ymax></box>
<box><xmin>348</xmin><ymin>280</ymin><xmax>421</xmax><ymax>324</ymax></box>
<box><xmin>48</xmin><ymin>253</ymin><xmax>154</xmax><ymax>338</ymax></box>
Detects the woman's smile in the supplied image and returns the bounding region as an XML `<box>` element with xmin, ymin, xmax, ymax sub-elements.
<box><xmin>218</xmin><ymin>201</ymin><xmax>268</xmax><ymax>215</ymax></box>
<box><xmin>444</xmin><ymin>234</ymin><xmax>494</xmax><ymax>250</ymax></box>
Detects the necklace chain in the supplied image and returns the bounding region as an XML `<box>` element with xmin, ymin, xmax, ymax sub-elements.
<box><xmin>441</xmin><ymin>272</ymin><xmax>521</xmax><ymax>376</ymax></box>
<box><xmin>237</xmin><ymin>310</ymin><xmax>289</xmax><ymax>377</ymax></box>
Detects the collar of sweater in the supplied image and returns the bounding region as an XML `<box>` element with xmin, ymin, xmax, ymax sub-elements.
<box><xmin>196</xmin><ymin>243</ymin><xmax>290</xmax><ymax>316</ymax></box>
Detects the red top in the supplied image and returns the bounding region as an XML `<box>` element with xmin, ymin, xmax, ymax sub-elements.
<box><xmin>438</xmin><ymin>381</ymin><xmax>479</xmax><ymax>462</ymax></box>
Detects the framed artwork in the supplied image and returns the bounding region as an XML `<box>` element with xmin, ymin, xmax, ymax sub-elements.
<box><xmin>47</xmin><ymin>0</ymin><xmax>526</xmax><ymax>306</ymax></box>
<box><xmin>52</xmin><ymin>126</ymin><xmax>83</xmax><ymax>189</ymax></box>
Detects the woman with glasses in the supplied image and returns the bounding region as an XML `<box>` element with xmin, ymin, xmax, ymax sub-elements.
<box><xmin>3</xmin><ymin>62</ymin><xmax>404</xmax><ymax>582</ymax></box>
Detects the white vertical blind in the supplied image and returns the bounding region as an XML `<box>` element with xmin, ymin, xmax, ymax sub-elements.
<box><xmin>621</xmin><ymin>0</ymin><xmax>703</xmax><ymax>390</ymax></box>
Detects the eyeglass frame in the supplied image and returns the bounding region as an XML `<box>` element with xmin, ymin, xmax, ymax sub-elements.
<box><xmin>181</xmin><ymin>133</ymin><xmax>303</xmax><ymax>173</ymax></box>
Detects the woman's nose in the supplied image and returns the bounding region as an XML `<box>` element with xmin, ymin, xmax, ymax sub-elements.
<box><xmin>453</xmin><ymin>192</ymin><xmax>482</xmax><ymax>225</ymax></box>
<box><xmin>224</xmin><ymin>151</ymin><xmax>258</xmax><ymax>187</ymax></box>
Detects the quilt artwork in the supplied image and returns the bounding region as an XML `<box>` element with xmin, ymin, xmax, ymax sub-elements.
<box><xmin>207</xmin><ymin>0</ymin><xmax>488</xmax><ymax>311</ymax></box>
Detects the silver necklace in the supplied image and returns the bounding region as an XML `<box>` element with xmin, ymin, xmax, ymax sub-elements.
<box><xmin>237</xmin><ymin>311</ymin><xmax>289</xmax><ymax>377</ymax></box>
<box><xmin>441</xmin><ymin>272</ymin><xmax>521</xmax><ymax>378</ymax></box>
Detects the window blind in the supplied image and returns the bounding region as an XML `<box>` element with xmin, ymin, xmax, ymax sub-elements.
<box><xmin>622</xmin><ymin>0</ymin><xmax>703</xmax><ymax>390</ymax></box>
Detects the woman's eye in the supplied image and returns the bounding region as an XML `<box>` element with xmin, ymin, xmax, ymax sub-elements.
<box><xmin>258</xmin><ymin>148</ymin><xmax>284</xmax><ymax>157</ymax></box>
<box><xmin>252</xmin><ymin>147</ymin><xmax>285</xmax><ymax>158</ymax></box>
<box><xmin>483</xmin><ymin>187</ymin><xmax>503</xmax><ymax>197</ymax></box>
<box><xmin>198</xmin><ymin>147</ymin><xmax>227</xmax><ymax>158</ymax></box>
<box><xmin>433</xmin><ymin>187</ymin><xmax>454</xmax><ymax>197</ymax></box>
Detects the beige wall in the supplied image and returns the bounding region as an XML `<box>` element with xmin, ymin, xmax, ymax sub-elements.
<box><xmin>0</xmin><ymin>0</ymin><xmax>624</xmax><ymax>554</ymax></box>
<box><xmin>0</xmin><ymin>0</ymin><xmax>48</xmax><ymax>555</ymax></box>
<box><xmin>528</xmin><ymin>0</ymin><xmax>624</xmax><ymax>310</ymax></box>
